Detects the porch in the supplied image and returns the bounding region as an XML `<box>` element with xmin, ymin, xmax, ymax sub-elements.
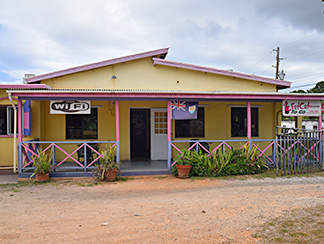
<box><xmin>18</xmin><ymin>138</ymin><xmax>278</xmax><ymax>178</ymax></box>
<box><xmin>9</xmin><ymin>89</ymin><xmax>324</xmax><ymax>178</ymax></box>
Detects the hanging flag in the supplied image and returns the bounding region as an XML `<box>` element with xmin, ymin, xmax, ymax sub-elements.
<box><xmin>171</xmin><ymin>101</ymin><xmax>198</xmax><ymax>120</ymax></box>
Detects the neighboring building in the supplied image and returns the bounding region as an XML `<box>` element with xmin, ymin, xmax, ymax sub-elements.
<box><xmin>0</xmin><ymin>48</ymin><xmax>323</xmax><ymax>178</ymax></box>
<box><xmin>281</xmin><ymin>119</ymin><xmax>323</xmax><ymax>130</ymax></box>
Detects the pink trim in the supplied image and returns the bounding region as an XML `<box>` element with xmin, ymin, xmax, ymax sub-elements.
<box><xmin>54</xmin><ymin>144</ymin><xmax>84</xmax><ymax>168</ymax></box>
<box><xmin>167</xmin><ymin>101</ymin><xmax>171</xmax><ymax>142</ymax></box>
<box><xmin>319</xmin><ymin>113</ymin><xmax>322</xmax><ymax>131</ymax></box>
<box><xmin>0</xmin><ymin>96</ymin><xmax>18</xmax><ymax>101</ymax></box>
<box><xmin>0</xmin><ymin>84</ymin><xmax>51</xmax><ymax>89</ymax></box>
<box><xmin>247</xmin><ymin>102</ymin><xmax>251</xmax><ymax>141</ymax></box>
<box><xmin>115</xmin><ymin>101</ymin><xmax>119</xmax><ymax>142</ymax></box>
<box><xmin>298</xmin><ymin>140</ymin><xmax>320</xmax><ymax>161</ymax></box>
<box><xmin>171</xmin><ymin>143</ymin><xmax>182</xmax><ymax>153</ymax></box>
<box><xmin>18</xmin><ymin>100</ymin><xmax>22</xmax><ymax>143</ymax></box>
<box><xmin>0</xmin><ymin>135</ymin><xmax>18</xmax><ymax>138</ymax></box>
<box><xmin>85</xmin><ymin>144</ymin><xmax>101</xmax><ymax>167</ymax></box>
<box><xmin>21</xmin><ymin>143</ymin><xmax>37</xmax><ymax>167</ymax></box>
<box><xmin>253</xmin><ymin>142</ymin><xmax>275</xmax><ymax>163</ymax></box>
<box><xmin>26</xmin><ymin>48</ymin><xmax>169</xmax><ymax>83</ymax></box>
<box><xmin>24</xmin><ymin>112</ymin><xmax>29</xmax><ymax>130</ymax></box>
<box><xmin>11</xmin><ymin>91</ymin><xmax>324</xmax><ymax>101</ymax></box>
<box><xmin>153</xmin><ymin>58</ymin><xmax>291</xmax><ymax>89</ymax></box>
<box><xmin>197</xmin><ymin>142</ymin><xmax>210</xmax><ymax>155</ymax></box>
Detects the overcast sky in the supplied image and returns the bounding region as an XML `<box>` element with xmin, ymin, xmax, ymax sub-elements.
<box><xmin>1</xmin><ymin>0</ymin><xmax>324</xmax><ymax>91</ymax></box>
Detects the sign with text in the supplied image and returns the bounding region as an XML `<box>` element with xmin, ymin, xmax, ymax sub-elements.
<box><xmin>282</xmin><ymin>100</ymin><xmax>321</xmax><ymax>117</ymax></box>
<box><xmin>50</xmin><ymin>100</ymin><xmax>91</xmax><ymax>114</ymax></box>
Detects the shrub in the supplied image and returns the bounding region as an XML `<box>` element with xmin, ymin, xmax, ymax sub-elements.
<box><xmin>172</xmin><ymin>144</ymin><xmax>268</xmax><ymax>177</ymax></box>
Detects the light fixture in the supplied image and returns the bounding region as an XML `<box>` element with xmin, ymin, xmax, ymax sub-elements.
<box><xmin>111</xmin><ymin>75</ymin><xmax>117</xmax><ymax>79</ymax></box>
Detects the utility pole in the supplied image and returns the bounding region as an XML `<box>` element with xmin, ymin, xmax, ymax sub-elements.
<box><xmin>272</xmin><ymin>47</ymin><xmax>284</xmax><ymax>79</ymax></box>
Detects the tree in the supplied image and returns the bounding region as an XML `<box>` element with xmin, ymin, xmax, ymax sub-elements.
<box><xmin>291</xmin><ymin>89</ymin><xmax>306</xmax><ymax>93</ymax></box>
<box><xmin>307</xmin><ymin>81</ymin><xmax>324</xmax><ymax>93</ymax></box>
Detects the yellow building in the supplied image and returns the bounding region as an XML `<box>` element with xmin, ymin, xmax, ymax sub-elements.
<box><xmin>1</xmin><ymin>48</ymin><xmax>323</xmax><ymax>178</ymax></box>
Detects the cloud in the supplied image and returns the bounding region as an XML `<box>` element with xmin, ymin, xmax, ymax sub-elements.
<box><xmin>0</xmin><ymin>0</ymin><xmax>324</xmax><ymax>89</ymax></box>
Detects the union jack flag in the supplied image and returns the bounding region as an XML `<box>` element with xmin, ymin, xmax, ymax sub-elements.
<box><xmin>171</xmin><ymin>101</ymin><xmax>198</xmax><ymax>120</ymax></box>
<box><xmin>171</xmin><ymin>101</ymin><xmax>186</xmax><ymax>111</ymax></box>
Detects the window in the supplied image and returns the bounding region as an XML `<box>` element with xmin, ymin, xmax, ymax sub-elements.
<box><xmin>154</xmin><ymin>111</ymin><xmax>167</xmax><ymax>134</ymax></box>
<box><xmin>175</xmin><ymin>108</ymin><xmax>204</xmax><ymax>138</ymax></box>
<box><xmin>0</xmin><ymin>106</ymin><xmax>17</xmax><ymax>135</ymax></box>
<box><xmin>231</xmin><ymin>107</ymin><xmax>258</xmax><ymax>137</ymax></box>
<box><xmin>66</xmin><ymin>108</ymin><xmax>98</xmax><ymax>139</ymax></box>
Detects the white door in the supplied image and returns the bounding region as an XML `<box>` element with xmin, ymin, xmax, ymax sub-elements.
<box><xmin>151</xmin><ymin>108</ymin><xmax>168</xmax><ymax>160</ymax></box>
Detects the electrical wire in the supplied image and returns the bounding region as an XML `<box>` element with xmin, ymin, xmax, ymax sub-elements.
<box><xmin>246</xmin><ymin>50</ymin><xmax>272</xmax><ymax>73</ymax></box>
<box><xmin>259</xmin><ymin>66</ymin><xmax>274</xmax><ymax>76</ymax></box>
<box><xmin>281</xmin><ymin>28</ymin><xmax>324</xmax><ymax>48</ymax></box>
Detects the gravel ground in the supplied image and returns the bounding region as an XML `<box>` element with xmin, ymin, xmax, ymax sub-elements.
<box><xmin>0</xmin><ymin>176</ymin><xmax>323</xmax><ymax>244</ymax></box>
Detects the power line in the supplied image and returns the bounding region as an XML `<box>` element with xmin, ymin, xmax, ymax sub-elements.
<box><xmin>246</xmin><ymin>50</ymin><xmax>272</xmax><ymax>73</ymax></box>
<box><xmin>285</xmin><ymin>44</ymin><xmax>324</xmax><ymax>59</ymax></box>
<box><xmin>259</xmin><ymin>66</ymin><xmax>273</xmax><ymax>76</ymax></box>
<box><xmin>281</xmin><ymin>28</ymin><xmax>324</xmax><ymax>48</ymax></box>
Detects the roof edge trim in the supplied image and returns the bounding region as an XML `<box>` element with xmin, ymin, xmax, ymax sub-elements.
<box><xmin>26</xmin><ymin>48</ymin><xmax>169</xmax><ymax>83</ymax></box>
<box><xmin>153</xmin><ymin>58</ymin><xmax>291</xmax><ymax>88</ymax></box>
<box><xmin>0</xmin><ymin>84</ymin><xmax>51</xmax><ymax>89</ymax></box>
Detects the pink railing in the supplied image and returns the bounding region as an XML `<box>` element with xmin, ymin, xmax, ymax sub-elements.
<box><xmin>19</xmin><ymin>140</ymin><xmax>118</xmax><ymax>174</ymax></box>
<box><xmin>170</xmin><ymin>139</ymin><xmax>276</xmax><ymax>167</ymax></box>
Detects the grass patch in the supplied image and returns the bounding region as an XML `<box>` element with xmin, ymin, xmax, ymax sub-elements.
<box><xmin>217</xmin><ymin>168</ymin><xmax>324</xmax><ymax>181</ymax></box>
<box><xmin>253</xmin><ymin>205</ymin><xmax>324</xmax><ymax>243</ymax></box>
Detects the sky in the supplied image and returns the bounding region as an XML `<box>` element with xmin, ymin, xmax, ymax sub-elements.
<box><xmin>1</xmin><ymin>0</ymin><xmax>324</xmax><ymax>92</ymax></box>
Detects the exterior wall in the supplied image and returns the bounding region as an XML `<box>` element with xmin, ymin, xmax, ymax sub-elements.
<box><xmin>119</xmin><ymin>100</ymin><xmax>167</xmax><ymax>160</ymax></box>
<box><xmin>41</xmin><ymin>58</ymin><xmax>277</xmax><ymax>92</ymax></box>
<box><xmin>171</xmin><ymin>101</ymin><xmax>277</xmax><ymax>156</ymax></box>
<box><xmin>0</xmin><ymin>90</ymin><xmax>17</xmax><ymax>167</ymax></box>
<box><xmin>37</xmin><ymin>100</ymin><xmax>116</xmax><ymax>161</ymax></box>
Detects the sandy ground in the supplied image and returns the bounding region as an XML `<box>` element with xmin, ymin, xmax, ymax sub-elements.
<box><xmin>0</xmin><ymin>176</ymin><xmax>323</xmax><ymax>244</ymax></box>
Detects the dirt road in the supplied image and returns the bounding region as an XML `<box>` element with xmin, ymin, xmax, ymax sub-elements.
<box><xmin>0</xmin><ymin>176</ymin><xmax>323</xmax><ymax>243</ymax></box>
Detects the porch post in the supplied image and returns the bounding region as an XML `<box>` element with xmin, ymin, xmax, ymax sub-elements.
<box><xmin>167</xmin><ymin>101</ymin><xmax>171</xmax><ymax>171</ymax></box>
<box><xmin>18</xmin><ymin>100</ymin><xmax>22</xmax><ymax>174</ymax></box>
<box><xmin>115</xmin><ymin>101</ymin><xmax>120</xmax><ymax>167</ymax></box>
<box><xmin>318</xmin><ymin>110</ymin><xmax>322</xmax><ymax>132</ymax></box>
<box><xmin>247</xmin><ymin>102</ymin><xmax>252</xmax><ymax>147</ymax></box>
<box><xmin>319</xmin><ymin>104</ymin><xmax>323</xmax><ymax>167</ymax></box>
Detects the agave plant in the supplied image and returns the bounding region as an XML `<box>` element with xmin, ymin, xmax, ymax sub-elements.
<box><xmin>30</xmin><ymin>148</ymin><xmax>54</xmax><ymax>178</ymax></box>
<box><xmin>210</xmin><ymin>149</ymin><xmax>233</xmax><ymax>176</ymax></box>
<box><xmin>93</xmin><ymin>146</ymin><xmax>117</xmax><ymax>180</ymax></box>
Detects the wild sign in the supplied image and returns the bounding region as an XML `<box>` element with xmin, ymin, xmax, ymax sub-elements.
<box><xmin>282</xmin><ymin>100</ymin><xmax>321</xmax><ymax>117</ymax></box>
<box><xmin>50</xmin><ymin>100</ymin><xmax>91</xmax><ymax>114</ymax></box>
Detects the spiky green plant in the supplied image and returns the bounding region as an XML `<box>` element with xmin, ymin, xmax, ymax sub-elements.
<box><xmin>30</xmin><ymin>148</ymin><xmax>53</xmax><ymax>178</ymax></box>
<box><xmin>93</xmin><ymin>146</ymin><xmax>117</xmax><ymax>180</ymax></box>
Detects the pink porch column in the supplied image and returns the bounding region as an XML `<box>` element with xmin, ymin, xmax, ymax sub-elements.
<box><xmin>18</xmin><ymin>100</ymin><xmax>22</xmax><ymax>143</ymax></box>
<box><xmin>247</xmin><ymin>102</ymin><xmax>251</xmax><ymax>141</ymax></box>
<box><xmin>167</xmin><ymin>101</ymin><xmax>171</xmax><ymax>170</ymax></box>
<box><xmin>318</xmin><ymin>110</ymin><xmax>322</xmax><ymax>132</ymax></box>
<box><xmin>115</xmin><ymin>101</ymin><xmax>120</xmax><ymax>164</ymax></box>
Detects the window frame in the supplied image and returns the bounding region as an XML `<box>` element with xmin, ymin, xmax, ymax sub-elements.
<box><xmin>0</xmin><ymin>105</ymin><xmax>20</xmax><ymax>136</ymax></box>
<box><xmin>65</xmin><ymin>108</ymin><xmax>98</xmax><ymax>140</ymax></box>
<box><xmin>174</xmin><ymin>107</ymin><xmax>205</xmax><ymax>138</ymax></box>
<box><xmin>231</xmin><ymin>107</ymin><xmax>259</xmax><ymax>137</ymax></box>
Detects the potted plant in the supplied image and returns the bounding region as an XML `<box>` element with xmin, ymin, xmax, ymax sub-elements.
<box><xmin>174</xmin><ymin>149</ymin><xmax>193</xmax><ymax>178</ymax></box>
<box><xmin>93</xmin><ymin>146</ymin><xmax>118</xmax><ymax>181</ymax></box>
<box><xmin>30</xmin><ymin>148</ymin><xmax>54</xmax><ymax>182</ymax></box>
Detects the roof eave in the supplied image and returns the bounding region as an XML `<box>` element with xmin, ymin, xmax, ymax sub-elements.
<box><xmin>26</xmin><ymin>47</ymin><xmax>170</xmax><ymax>83</ymax></box>
<box><xmin>152</xmin><ymin>58</ymin><xmax>291</xmax><ymax>89</ymax></box>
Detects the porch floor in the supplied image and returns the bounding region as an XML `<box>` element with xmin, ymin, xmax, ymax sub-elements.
<box><xmin>19</xmin><ymin>160</ymin><xmax>170</xmax><ymax>178</ymax></box>
<box><xmin>119</xmin><ymin>160</ymin><xmax>168</xmax><ymax>173</ymax></box>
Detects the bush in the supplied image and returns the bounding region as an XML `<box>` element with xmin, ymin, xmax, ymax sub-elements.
<box><xmin>172</xmin><ymin>145</ymin><xmax>268</xmax><ymax>177</ymax></box>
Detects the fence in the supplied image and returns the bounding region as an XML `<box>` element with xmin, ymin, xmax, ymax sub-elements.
<box><xmin>169</xmin><ymin>139</ymin><xmax>276</xmax><ymax>168</ymax></box>
<box><xmin>19</xmin><ymin>140</ymin><xmax>119</xmax><ymax>176</ymax></box>
<box><xmin>276</xmin><ymin>126</ymin><xmax>323</xmax><ymax>175</ymax></box>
